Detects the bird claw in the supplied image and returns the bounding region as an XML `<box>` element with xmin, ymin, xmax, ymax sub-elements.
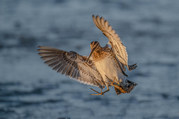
<box><xmin>90</xmin><ymin>88</ymin><xmax>109</xmax><ymax>95</ymax></box>
<box><xmin>90</xmin><ymin>88</ymin><xmax>104</xmax><ymax>95</ymax></box>
<box><xmin>91</xmin><ymin>93</ymin><xmax>104</xmax><ymax>96</ymax></box>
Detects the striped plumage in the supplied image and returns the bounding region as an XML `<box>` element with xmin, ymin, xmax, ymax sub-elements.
<box><xmin>37</xmin><ymin>15</ymin><xmax>137</xmax><ymax>95</ymax></box>
<box><xmin>38</xmin><ymin>46</ymin><xmax>105</xmax><ymax>88</ymax></box>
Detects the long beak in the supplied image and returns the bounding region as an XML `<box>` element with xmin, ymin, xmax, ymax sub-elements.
<box><xmin>87</xmin><ymin>46</ymin><xmax>97</xmax><ymax>62</ymax></box>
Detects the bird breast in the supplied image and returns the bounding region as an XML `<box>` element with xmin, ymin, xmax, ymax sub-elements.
<box><xmin>94</xmin><ymin>54</ymin><xmax>125</xmax><ymax>83</ymax></box>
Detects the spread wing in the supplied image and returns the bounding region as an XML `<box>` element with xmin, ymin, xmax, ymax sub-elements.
<box><xmin>37</xmin><ymin>46</ymin><xmax>105</xmax><ymax>88</ymax></box>
<box><xmin>92</xmin><ymin>15</ymin><xmax>128</xmax><ymax>67</ymax></box>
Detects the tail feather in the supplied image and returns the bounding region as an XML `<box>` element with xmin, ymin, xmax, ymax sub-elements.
<box><xmin>114</xmin><ymin>87</ymin><xmax>122</xmax><ymax>95</ymax></box>
<box><xmin>114</xmin><ymin>79</ymin><xmax>137</xmax><ymax>95</ymax></box>
<box><xmin>123</xmin><ymin>79</ymin><xmax>137</xmax><ymax>93</ymax></box>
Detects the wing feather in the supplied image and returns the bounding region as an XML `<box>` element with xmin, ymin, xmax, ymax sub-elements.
<box><xmin>37</xmin><ymin>46</ymin><xmax>105</xmax><ymax>88</ymax></box>
<box><xmin>92</xmin><ymin>15</ymin><xmax>128</xmax><ymax>66</ymax></box>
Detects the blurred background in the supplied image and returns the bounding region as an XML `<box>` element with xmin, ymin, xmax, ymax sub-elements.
<box><xmin>0</xmin><ymin>0</ymin><xmax>179</xmax><ymax>119</ymax></box>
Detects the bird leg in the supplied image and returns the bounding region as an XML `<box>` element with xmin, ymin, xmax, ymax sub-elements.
<box><xmin>109</xmin><ymin>81</ymin><xmax>128</xmax><ymax>93</ymax></box>
<box><xmin>113</xmin><ymin>85</ymin><xmax>127</xmax><ymax>93</ymax></box>
<box><xmin>128</xmin><ymin>64</ymin><xmax>137</xmax><ymax>71</ymax></box>
<box><xmin>90</xmin><ymin>86</ymin><xmax>109</xmax><ymax>95</ymax></box>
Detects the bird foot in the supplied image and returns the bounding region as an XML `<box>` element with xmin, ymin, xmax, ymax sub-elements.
<box><xmin>90</xmin><ymin>88</ymin><xmax>109</xmax><ymax>95</ymax></box>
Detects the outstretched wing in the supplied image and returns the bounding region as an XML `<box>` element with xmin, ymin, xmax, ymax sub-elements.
<box><xmin>92</xmin><ymin>15</ymin><xmax>128</xmax><ymax>67</ymax></box>
<box><xmin>37</xmin><ymin>46</ymin><xmax>105</xmax><ymax>88</ymax></box>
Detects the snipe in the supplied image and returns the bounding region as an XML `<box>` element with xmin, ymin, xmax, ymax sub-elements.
<box><xmin>37</xmin><ymin>15</ymin><xmax>137</xmax><ymax>95</ymax></box>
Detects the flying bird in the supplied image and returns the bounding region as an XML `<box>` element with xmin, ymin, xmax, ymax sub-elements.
<box><xmin>37</xmin><ymin>15</ymin><xmax>137</xmax><ymax>95</ymax></box>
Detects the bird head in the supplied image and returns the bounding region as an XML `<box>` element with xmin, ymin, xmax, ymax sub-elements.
<box><xmin>87</xmin><ymin>41</ymin><xmax>100</xmax><ymax>62</ymax></box>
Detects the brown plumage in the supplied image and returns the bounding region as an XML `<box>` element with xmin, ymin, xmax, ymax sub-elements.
<box><xmin>38</xmin><ymin>46</ymin><xmax>105</xmax><ymax>88</ymax></box>
<box><xmin>37</xmin><ymin>15</ymin><xmax>137</xmax><ymax>95</ymax></box>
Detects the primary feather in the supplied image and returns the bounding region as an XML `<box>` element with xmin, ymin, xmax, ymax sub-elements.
<box><xmin>92</xmin><ymin>15</ymin><xmax>128</xmax><ymax>67</ymax></box>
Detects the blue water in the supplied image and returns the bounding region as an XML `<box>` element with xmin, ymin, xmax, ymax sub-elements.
<box><xmin>0</xmin><ymin>0</ymin><xmax>179</xmax><ymax>119</ymax></box>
